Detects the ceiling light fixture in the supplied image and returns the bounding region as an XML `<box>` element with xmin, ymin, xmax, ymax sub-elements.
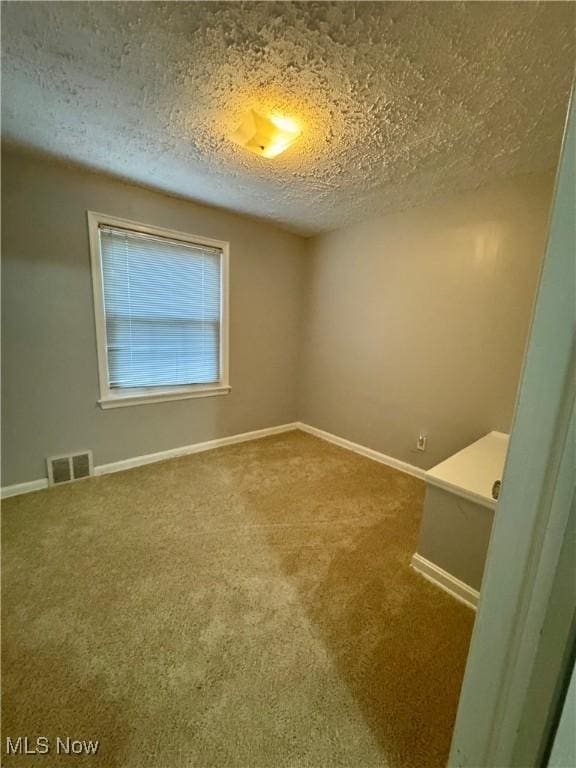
<box><xmin>231</xmin><ymin>109</ymin><xmax>301</xmax><ymax>159</ymax></box>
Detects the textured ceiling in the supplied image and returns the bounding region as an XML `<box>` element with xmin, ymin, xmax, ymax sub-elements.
<box><xmin>2</xmin><ymin>2</ymin><xmax>574</xmax><ymax>236</ymax></box>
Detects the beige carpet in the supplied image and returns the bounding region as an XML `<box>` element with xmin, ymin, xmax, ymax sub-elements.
<box><xmin>2</xmin><ymin>431</ymin><xmax>474</xmax><ymax>767</ymax></box>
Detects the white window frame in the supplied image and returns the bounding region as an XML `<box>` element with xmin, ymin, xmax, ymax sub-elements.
<box><xmin>87</xmin><ymin>211</ymin><xmax>230</xmax><ymax>409</ymax></box>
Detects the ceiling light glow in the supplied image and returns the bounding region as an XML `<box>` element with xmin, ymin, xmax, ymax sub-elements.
<box><xmin>232</xmin><ymin>109</ymin><xmax>301</xmax><ymax>159</ymax></box>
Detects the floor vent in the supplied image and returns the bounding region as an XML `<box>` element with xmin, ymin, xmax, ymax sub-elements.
<box><xmin>47</xmin><ymin>451</ymin><xmax>93</xmax><ymax>486</ymax></box>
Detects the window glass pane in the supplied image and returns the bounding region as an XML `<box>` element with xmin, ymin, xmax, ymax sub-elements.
<box><xmin>99</xmin><ymin>227</ymin><xmax>222</xmax><ymax>389</ymax></box>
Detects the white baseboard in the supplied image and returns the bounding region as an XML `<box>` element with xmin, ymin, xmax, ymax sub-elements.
<box><xmin>296</xmin><ymin>422</ymin><xmax>427</xmax><ymax>481</ymax></box>
<box><xmin>297</xmin><ymin>423</ymin><xmax>477</xmax><ymax>608</ymax></box>
<box><xmin>1</xmin><ymin>478</ymin><xmax>49</xmax><ymax>499</ymax></box>
<box><xmin>2</xmin><ymin>421</ymin><xmax>426</xmax><ymax>500</ymax></box>
<box><xmin>1</xmin><ymin>423</ymin><xmax>299</xmax><ymax>499</ymax></box>
<box><xmin>95</xmin><ymin>422</ymin><xmax>299</xmax><ymax>477</ymax></box>
<box><xmin>411</xmin><ymin>552</ymin><xmax>479</xmax><ymax>610</ymax></box>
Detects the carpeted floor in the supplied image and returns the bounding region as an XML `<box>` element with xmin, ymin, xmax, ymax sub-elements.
<box><xmin>2</xmin><ymin>431</ymin><xmax>475</xmax><ymax>767</ymax></box>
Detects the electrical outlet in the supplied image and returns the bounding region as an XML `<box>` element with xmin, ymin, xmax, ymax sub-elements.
<box><xmin>417</xmin><ymin>433</ymin><xmax>427</xmax><ymax>451</ymax></box>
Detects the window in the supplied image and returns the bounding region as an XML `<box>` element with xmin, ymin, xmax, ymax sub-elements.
<box><xmin>88</xmin><ymin>212</ymin><xmax>229</xmax><ymax>408</ymax></box>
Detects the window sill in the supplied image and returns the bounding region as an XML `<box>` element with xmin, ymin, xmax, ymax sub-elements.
<box><xmin>98</xmin><ymin>384</ymin><xmax>231</xmax><ymax>409</ymax></box>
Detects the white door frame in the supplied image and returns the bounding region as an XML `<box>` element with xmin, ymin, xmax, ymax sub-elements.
<box><xmin>449</xmin><ymin>90</ymin><xmax>575</xmax><ymax>767</ymax></box>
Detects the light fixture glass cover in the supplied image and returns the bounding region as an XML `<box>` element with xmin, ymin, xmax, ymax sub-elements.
<box><xmin>232</xmin><ymin>110</ymin><xmax>301</xmax><ymax>158</ymax></box>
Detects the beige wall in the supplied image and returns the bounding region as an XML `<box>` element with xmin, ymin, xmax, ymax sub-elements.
<box><xmin>417</xmin><ymin>486</ymin><xmax>494</xmax><ymax>591</ymax></box>
<box><xmin>299</xmin><ymin>174</ymin><xmax>553</xmax><ymax>468</ymax></box>
<box><xmin>1</xmin><ymin>149</ymin><xmax>306</xmax><ymax>485</ymax></box>
<box><xmin>2</xmin><ymin>149</ymin><xmax>554</xmax><ymax>487</ymax></box>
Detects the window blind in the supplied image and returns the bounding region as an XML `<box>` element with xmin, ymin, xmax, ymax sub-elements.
<box><xmin>99</xmin><ymin>226</ymin><xmax>222</xmax><ymax>390</ymax></box>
